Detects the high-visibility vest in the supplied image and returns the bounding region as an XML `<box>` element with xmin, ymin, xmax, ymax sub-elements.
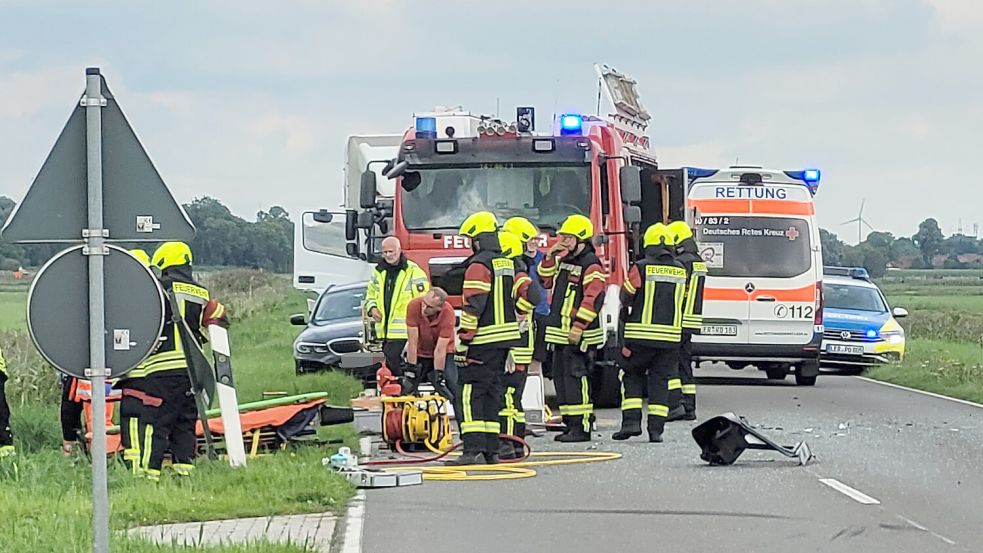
<box><xmin>363</xmin><ymin>258</ymin><xmax>429</xmax><ymax>340</ymax></box>
<box><xmin>140</xmin><ymin>276</ymin><xmax>209</xmax><ymax>378</ymax></box>
<box><xmin>460</xmin><ymin>250</ymin><xmax>522</xmax><ymax>348</ymax></box>
<box><xmin>543</xmin><ymin>247</ymin><xmax>607</xmax><ymax>348</ymax></box>
<box><xmin>623</xmin><ymin>256</ymin><xmax>686</xmax><ymax>345</ymax></box>
<box><xmin>677</xmin><ymin>251</ymin><xmax>707</xmax><ymax>331</ymax></box>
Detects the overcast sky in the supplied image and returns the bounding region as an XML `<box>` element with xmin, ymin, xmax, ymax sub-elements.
<box><xmin>1</xmin><ymin>0</ymin><xmax>981</xmax><ymax>244</ymax></box>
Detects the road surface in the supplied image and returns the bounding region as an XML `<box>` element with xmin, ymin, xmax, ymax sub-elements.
<box><xmin>353</xmin><ymin>363</ymin><xmax>983</xmax><ymax>552</ymax></box>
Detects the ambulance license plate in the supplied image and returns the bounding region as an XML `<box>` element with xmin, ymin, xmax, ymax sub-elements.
<box><xmin>827</xmin><ymin>344</ymin><xmax>863</xmax><ymax>355</ymax></box>
<box><xmin>702</xmin><ymin>325</ymin><xmax>738</xmax><ymax>336</ymax></box>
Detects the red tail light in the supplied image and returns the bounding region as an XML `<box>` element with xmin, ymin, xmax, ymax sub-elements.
<box><xmin>814</xmin><ymin>281</ymin><xmax>824</xmax><ymax>325</ymax></box>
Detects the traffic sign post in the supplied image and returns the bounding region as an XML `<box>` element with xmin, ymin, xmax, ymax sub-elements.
<box><xmin>1</xmin><ymin>67</ymin><xmax>197</xmax><ymax>553</ymax></box>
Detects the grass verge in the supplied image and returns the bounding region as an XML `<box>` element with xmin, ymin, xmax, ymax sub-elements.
<box><xmin>0</xmin><ymin>271</ymin><xmax>363</xmax><ymax>552</ymax></box>
<box><xmin>866</xmin><ymin>338</ymin><xmax>983</xmax><ymax>405</ymax></box>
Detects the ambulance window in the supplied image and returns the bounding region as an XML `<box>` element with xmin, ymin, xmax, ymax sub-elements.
<box><xmin>695</xmin><ymin>216</ymin><xmax>812</xmax><ymax>278</ymax></box>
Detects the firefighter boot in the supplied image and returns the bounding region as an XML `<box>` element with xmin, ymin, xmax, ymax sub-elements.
<box><xmin>647</xmin><ymin>416</ymin><xmax>666</xmax><ymax>443</ymax></box>
<box><xmin>683</xmin><ymin>394</ymin><xmax>697</xmax><ymax>420</ymax></box>
<box><xmin>612</xmin><ymin>410</ymin><xmax>643</xmax><ymax>441</ymax></box>
<box><xmin>555</xmin><ymin>415</ymin><xmax>591</xmax><ymax>443</ymax></box>
<box><xmin>484</xmin><ymin>433</ymin><xmax>499</xmax><ymax>465</ymax></box>
<box><xmin>666</xmin><ymin>405</ymin><xmax>688</xmax><ymax>422</ymax></box>
<box><xmin>445</xmin><ymin>451</ymin><xmax>486</xmax><ymax>466</ymax></box>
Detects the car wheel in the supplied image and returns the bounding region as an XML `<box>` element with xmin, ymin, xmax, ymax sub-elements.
<box><xmin>763</xmin><ymin>364</ymin><xmax>789</xmax><ymax>381</ymax></box>
<box><xmin>795</xmin><ymin>361</ymin><xmax>819</xmax><ymax>386</ymax></box>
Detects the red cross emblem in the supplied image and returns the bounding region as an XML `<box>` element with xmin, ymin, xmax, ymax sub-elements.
<box><xmin>785</xmin><ymin>226</ymin><xmax>799</xmax><ymax>241</ymax></box>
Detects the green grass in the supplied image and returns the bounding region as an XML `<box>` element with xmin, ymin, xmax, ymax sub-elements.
<box><xmin>886</xmin><ymin>295</ymin><xmax>983</xmax><ymax>314</ymax></box>
<box><xmin>867</xmin><ymin>338</ymin><xmax>983</xmax><ymax>404</ymax></box>
<box><xmin>0</xmin><ymin>270</ymin><xmax>364</xmax><ymax>552</ymax></box>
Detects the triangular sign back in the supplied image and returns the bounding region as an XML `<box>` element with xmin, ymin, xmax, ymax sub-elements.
<box><xmin>1</xmin><ymin>73</ymin><xmax>195</xmax><ymax>243</ymax></box>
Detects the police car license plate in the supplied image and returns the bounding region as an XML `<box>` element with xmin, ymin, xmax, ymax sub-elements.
<box><xmin>827</xmin><ymin>344</ymin><xmax>863</xmax><ymax>355</ymax></box>
<box><xmin>702</xmin><ymin>325</ymin><xmax>738</xmax><ymax>336</ymax></box>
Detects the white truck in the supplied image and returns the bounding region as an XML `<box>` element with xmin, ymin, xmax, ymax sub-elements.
<box><xmin>292</xmin><ymin>134</ymin><xmax>402</xmax><ymax>294</ymax></box>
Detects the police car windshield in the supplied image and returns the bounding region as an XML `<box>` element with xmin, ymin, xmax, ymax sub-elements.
<box><xmin>313</xmin><ymin>288</ymin><xmax>365</xmax><ymax>324</ymax></box>
<box><xmin>696</xmin><ymin>216</ymin><xmax>811</xmax><ymax>278</ymax></box>
<box><xmin>401</xmin><ymin>164</ymin><xmax>591</xmax><ymax>231</ymax></box>
<box><xmin>823</xmin><ymin>282</ymin><xmax>887</xmax><ymax>312</ymax></box>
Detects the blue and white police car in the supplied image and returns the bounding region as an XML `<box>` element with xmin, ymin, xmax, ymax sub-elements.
<box><xmin>821</xmin><ymin>267</ymin><xmax>907</xmax><ymax>369</ymax></box>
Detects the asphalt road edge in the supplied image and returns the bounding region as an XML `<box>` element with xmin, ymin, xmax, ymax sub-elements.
<box><xmin>855</xmin><ymin>376</ymin><xmax>983</xmax><ymax>410</ymax></box>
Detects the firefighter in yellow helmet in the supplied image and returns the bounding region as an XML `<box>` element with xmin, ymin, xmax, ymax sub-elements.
<box><xmin>666</xmin><ymin>220</ymin><xmax>706</xmax><ymax>421</ymax></box>
<box><xmin>613</xmin><ymin>224</ymin><xmax>687</xmax><ymax>442</ymax></box>
<box><xmin>0</xmin><ymin>346</ymin><xmax>13</xmax><ymax>458</ymax></box>
<box><xmin>139</xmin><ymin>242</ymin><xmax>227</xmax><ymax>480</ymax></box>
<box><xmin>449</xmin><ymin>212</ymin><xmax>523</xmax><ymax>465</ymax></box>
<box><xmin>497</xmin><ymin>231</ymin><xmax>540</xmax><ymax>459</ymax></box>
<box><xmin>539</xmin><ymin>214</ymin><xmax>607</xmax><ymax>442</ymax></box>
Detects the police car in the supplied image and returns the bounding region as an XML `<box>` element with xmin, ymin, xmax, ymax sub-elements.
<box><xmin>820</xmin><ymin>267</ymin><xmax>907</xmax><ymax>369</ymax></box>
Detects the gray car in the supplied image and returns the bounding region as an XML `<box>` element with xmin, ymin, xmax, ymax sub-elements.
<box><xmin>291</xmin><ymin>281</ymin><xmax>368</xmax><ymax>376</ymax></box>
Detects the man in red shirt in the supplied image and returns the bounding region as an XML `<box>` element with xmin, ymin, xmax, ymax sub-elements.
<box><xmin>405</xmin><ymin>288</ymin><xmax>457</xmax><ymax>408</ymax></box>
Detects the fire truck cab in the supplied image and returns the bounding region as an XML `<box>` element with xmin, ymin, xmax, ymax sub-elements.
<box><xmin>344</xmin><ymin>67</ymin><xmax>688</xmax><ymax>406</ymax></box>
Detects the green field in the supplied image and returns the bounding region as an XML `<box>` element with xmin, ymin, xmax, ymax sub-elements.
<box><xmin>865</xmin><ymin>272</ymin><xmax>983</xmax><ymax>404</ymax></box>
<box><xmin>0</xmin><ymin>271</ymin><xmax>362</xmax><ymax>552</ymax></box>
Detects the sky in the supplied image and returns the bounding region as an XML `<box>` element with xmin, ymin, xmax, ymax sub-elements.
<box><xmin>1</xmin><ymin>0</ymin><xmax>981</xmax><ymax>244</ymax></box>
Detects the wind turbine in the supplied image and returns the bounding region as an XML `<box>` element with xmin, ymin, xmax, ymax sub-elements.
<box><xmin>842</xmin><ymin>199</ymin><xmax>874</xmax><ymax>243</ymax></box>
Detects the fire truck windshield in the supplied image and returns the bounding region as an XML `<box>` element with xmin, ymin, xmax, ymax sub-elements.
<box><xmin>401</xmin><ymin>164</ymin><xmax>591</xmax><ymax>231</ymax></box>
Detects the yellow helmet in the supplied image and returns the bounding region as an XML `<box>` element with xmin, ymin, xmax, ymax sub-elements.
<box><xmin>459</xmin><ymin>211</ymin><xmax>499</xmax><ymax>238</ymax></box>
<box><xmin>557</xmin><ymin>214</ymin><xmax>593</xmax><ymax>241</ymax></box>
<box><xmin>502</xmin><ymin>217</ymin><xmax>539</xmax><ymax>243</ymax></box>
<box><xmin>643</xmin><ymin>223</ymin><xmax>673</xmax><ymax>248</ymax></box>
<box><xmin>667</xmin><ymin>220</ymin><xmax>694</xmax><ymax>244</ymax></box>
<box><xmin>128</xmin><ymin>249</ymin><xmax>150</xmax><ymax>266</ymax></box>
<box><xmin>152</xmin><ymin>242</ymin><xmax>193</xmax><ymax>270</ymax></box>
<box><xmin>498</xmin><ymin>231</ymin><xmax>524</xmax><ymax>259</ymax></box>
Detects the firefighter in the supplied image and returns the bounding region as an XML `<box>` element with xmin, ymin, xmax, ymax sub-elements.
<box><xmin>115</xmin><ymin>248</ymin><xmax>153</xmax><ymax>473</ymax></box>
<box><xmin>613</xmin><ymin>223</ymin><xmax>687</xmax><ymax>442</ymax></box>
<box><xmin>503</xmin><ymin>217</ymin><xmax>550</xmax><ymax>369</ymax></box>
<box><xmin>0</xmin><ymin>346</ymin><xmax>14</xmax><ymax>458</ymax></box>
<box><xmin>141</xmin><ymin>242</ymin><xmax>226</xmax><ymax>481</ymax></box>
<box><xmin>364</xmin><ymin>236</ymin><xmax>430</xmax><ymax>375</ymax></box>
<box><xmin>539</xmin><ymin>214</ymin><xmax>607</xmax><ymax>443</ymax></box>
<box><xmin>449</xmin><ymin>212</ymin><xmax>522</xmax><ymax>465</ymax></box>
<box><xmin>497</xmin><ymin>230</ymin><xmax>539</xmax><ymax>459</ymax></box>
<box><xmin>667</xmin><ymin>220</ymin><xmax>707</xmax><ymax>420</ymax></box>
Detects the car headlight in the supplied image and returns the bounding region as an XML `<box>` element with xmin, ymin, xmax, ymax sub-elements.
<box><xmin>884</xmin><ymin>332</ymin><xmax>904</xmax><ymax>344</ymax></box>
<box><xmin>296</xmin><ymin>343</ymin><xmax>312</xmax><ymax>354</ymax></box>
<box><xmin>313</xmin><ymin>345</ymin><xmax>330</xmax><ymax>354</ymax></box>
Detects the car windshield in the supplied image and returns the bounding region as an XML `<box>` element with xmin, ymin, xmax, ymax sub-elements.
<box><xmin>400</xmin><ymin>164</ymin><xmax>591</xmax><ymax>231</ymax></box>
<box><xmin>695</xmin><ymin>216</ymin><xmax>812</xmax><ymax>278</ymax></box>
<box><xmin>313</xmin><ymin>288</ymin><xmax>365</xmax><ymax>323</ymax></box>
<box><xmin>823</xmin><ymin>282</ymin><xmax>887</xmax><ymax>312</ymax></box>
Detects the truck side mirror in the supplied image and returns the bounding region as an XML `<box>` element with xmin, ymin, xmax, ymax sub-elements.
<box><xmin>312</xmin><ymin>209</ymin><xmax>333</xmax><ymax>224</ymax></box>
<box><xmin>345</xmin><ymin>209</ymin><xmax>358</xmax><ymax>241</ymax></box>
<box><xmin>355</xmin><ymin>211</ymin><xmax>374</xmax><ymax>230</ymax></box>
<box><xmin>360</xmin><ymin>171</ymin><xmax>377</xmax><ymax>209</ymax></box>
<box><xmin>623</xmin><ymin>205</ymin><xmax>642</xmax><ymax>225</ymax></box>
<box><xmin>346</xmin><ymin>242</ymin><xmax>359</xmax><ymax>257</ymax></box>
<box><xmin>619</xmin><ymin>166</ymin><xmax>642</xmax><ymax>205</ymax></box>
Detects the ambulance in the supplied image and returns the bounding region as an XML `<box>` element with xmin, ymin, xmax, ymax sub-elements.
<box><xmin>687</xmin><ymin>167</ymin><xmax>824</xmax><ymax>385</ymax></box>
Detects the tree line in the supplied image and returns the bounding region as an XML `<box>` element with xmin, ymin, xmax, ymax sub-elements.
<box><xmin>0</xmin><ymin>196</ymin><xmax>294</xmax><ymax>273</ymax></box>
<box><xmin>821</xmin><ymin>218</ymin><xmax>981</xmax><ymax>277</ymax></box>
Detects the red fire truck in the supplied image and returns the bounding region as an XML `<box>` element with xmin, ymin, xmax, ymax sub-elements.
<box><xmin>342</xmin><ymin>66</ymin><xmax>689</xmax><ymax>406</ymax></box>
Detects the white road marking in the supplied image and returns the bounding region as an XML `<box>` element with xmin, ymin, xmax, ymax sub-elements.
<box><xmin>819</xmin><ymin>478</ymin><xmax>881</xmax><ymax>505</ymax></box>
<box><xmin>897</xmin><ymin>515</ymin><xmax>957</xmax><ymax>546</ymax></box>
<box><xmin>855</xmin><ymin>377</ymin><xmax>983</xmax><ymax>410</ymax></box>
<box><xmin>340</xmin><ymin>490</ymin><xmax>366</xmax><ymax>553</ymax></box>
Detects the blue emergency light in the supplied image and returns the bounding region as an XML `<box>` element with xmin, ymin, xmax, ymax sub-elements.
<box><xmin>559</xmin><ymin>114</ymin><xmax>583</xmax><ymax>135</ymax></box>
<box><xmin>784</xmin><ymin>168</ymin><xmax>822</xmax><ymax>195</ymax></box>
<box><xmin>803</xmin><ymin>169</ymin><xmax>821</xmax><ymax>183</ymax></box>
<box><xmin>866</xmin><ymin>329</ymin><xmax>878</xmax><ymax>339</ymax></box>
<box><xmin>415</xmin><ymin>116</ymin><xmax>437</xmax><ymax>139</ymax></box>
<box><xmin>687</xmin><ymin>167</ymin><xmax>719</xmax><ymax>180</ymax></box>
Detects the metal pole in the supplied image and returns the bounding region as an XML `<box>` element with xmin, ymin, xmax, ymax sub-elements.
<box><xmin>84</xmin><ymin>67</ymin><xmax>110</xmax><ymax>553</ymax></box>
